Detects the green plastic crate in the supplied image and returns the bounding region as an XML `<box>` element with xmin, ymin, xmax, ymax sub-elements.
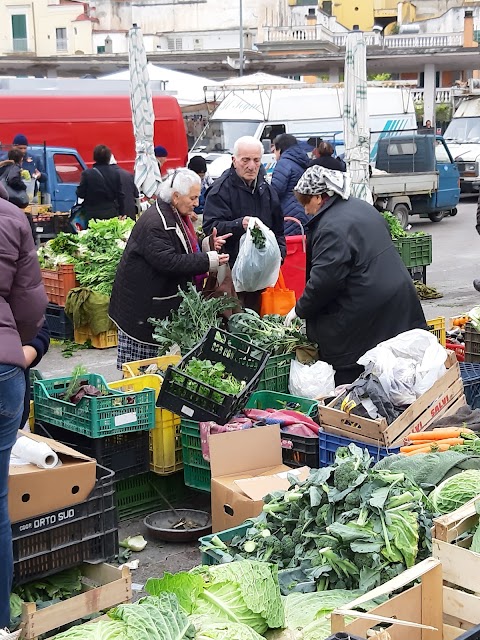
<box><xmin>115</xmin><ymin>471</ymin><xmax>188</xmax><ymax>521</ymax></box>
<box><xmin>257</xmin><ymin>353</ymin><xmax>294</xmax><ymax>393</ymax></box>
<box><xmin>392</xmin><ymin>235</ymin><xmax>432</xmax><ymax>268</ymax></box>
<box><xmin>199</xmin><ymin>524</ymin><xmax>248</xmax><ymax>565</ymax></box>
<box><xmin>245</xmin><ymin>390</ymin><xmax>318</xmax><ymax>419</ymax></box>
<box><xmin>181</xmin><ymin>419</ymin><xmax>211</xmax><ymax>493</ymax></box>
<box><xmin>33</xmin><ymin>373</ymin><xmax>156</xmax><ymax>438</ymax></box>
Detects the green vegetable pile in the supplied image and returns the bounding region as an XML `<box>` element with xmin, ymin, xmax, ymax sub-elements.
<box><xmin>202</xmin><ymin>445</ymin><xmax>432</xmax><ymax>593</ymax></box>
<box><xmin>250</xmin><ymin>224</ymin><xmax>266</xmax><ymax>250</ymax></box>
<box><xmin>150</xmin><ymin>284</ymin><xmax>238</xmax><ymax>355</ymax></box>
<box><xmin>37</xmin><ymin>218</ymin><xmax>135</xmax><ymax>297</ymax></box>
<box><xmin>430</xmin><ymin>469</ymin><xmax>480</xmax><ymax>515</ymax></box>
<box><xmin>181</xmin><ymin>358</ymin><xmax>244</xmax><ymax>397</ymax></box>
<box><xmin>228</xmin><ymin>310</ymin><xmax>314</xmax><ymax>354</ymax></box>
<box><xmin>381</xmin><ymin>211</ymin><xmax>425</xmax><ymax>240</ymax></box>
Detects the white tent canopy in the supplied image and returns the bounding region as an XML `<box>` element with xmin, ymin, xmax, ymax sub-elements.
<box><xmin>214</xmin><ymin>72</ymin><xmax>301</xmax><ymax>89</ymax></box>
<box><xmin>102</xmin><ymin>63</ymin><xmax>217</xmax><ymax>106</ymax></box>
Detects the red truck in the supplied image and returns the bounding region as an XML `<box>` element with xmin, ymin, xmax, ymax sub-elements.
<box><xmin>0</xmin><ymin>94</ymin><xmax>188</xmax><ymax>173</ymax></box>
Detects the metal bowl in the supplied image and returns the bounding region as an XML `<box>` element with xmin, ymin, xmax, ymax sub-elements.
<box><xmin>143</xmin><ymin>509</ymin><xmax>212</xmax><ymax>542</ymax></box>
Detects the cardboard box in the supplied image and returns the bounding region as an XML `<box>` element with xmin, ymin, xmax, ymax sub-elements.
<box><xmin>319</xmin><ymin>352</ymin><xmax>465</xmax><ymax>447</ymax></box>
<box><xmin>210</xmin><ymin>425</ymin><xmax>309</xmax><ymax>533</ymax></box>
<box><xmin>8</xmin><ymin>431</ymin><xmax>96</xmax><ymax>523</ymax></box>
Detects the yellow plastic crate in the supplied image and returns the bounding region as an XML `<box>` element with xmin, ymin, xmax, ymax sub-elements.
<box><xmin>122</xmin><ymin>355</ymin><xmax>181</xmax><ymax>378</ymax></box>
<box><xmin>426</xmin><ymin>316</ymin><xmax>446</xmax><ymax>347</ymax></box>
<box><xmin>110</xmin><ymin>373</ymin><xmax>182</xmax><ymax>475</ymax></box>
<box><xmin>29</xmin><ymin>400</ymin><xmax>34</xmax><ymax>430</ymax></box>
<box><xmin>74</xmin><ymin>326</ymin><xmax>118</xmax><ymax>349</ymax></box>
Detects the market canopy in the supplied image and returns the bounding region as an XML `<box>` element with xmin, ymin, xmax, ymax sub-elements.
<box><xmin>102</xmin><ymin>63</ymin><xmax>217</xmax><ymax>106</ymax></box>
<box><xmin>212</xmin><ymin>72</ymin><xmax>302</xmax><ymax>90</ymax></box>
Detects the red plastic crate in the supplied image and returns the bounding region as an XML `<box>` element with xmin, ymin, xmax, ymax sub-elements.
<box><xmin>41</xmin><ymin>264</ymin><xmax>78</xmax><ymax>306</ymax></box>
<box><xmin>446</xmin><ymin>339</ymin><xmax>465</xmax><ymax>362</ymax></box>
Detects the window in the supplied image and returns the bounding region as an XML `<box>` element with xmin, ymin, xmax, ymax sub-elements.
<box><xmin>435</xmin><ymin>141</ymin><xmax>451</xmax><ymax>163</ymax></box>
<box><xmin>56</xmin><ymin>27</ymin><xmax>67</xmax><ymax>52</ymax></box>
<box><xmin>11</xmin><ymin>14</ymin><xmax>27</xmax><ymax>52</ymax></box>
<box><xmin>53</xmin><ymin>154</ymin><xmax>83</xmax><ymax>184</ymax></box>
<box><xmin>167</xmin><ymin>37</ymin><xmax>183</xmax><ymax>50</ymax></box>
<box><xmin>97</xmin><ymin>45</ymin><xmax>106</xmax><ymax>53</ymax></box>
<box><xmin>386</xmin><ymin>142</ymin><xmax>417</xmax><ymax>156</ymax></box>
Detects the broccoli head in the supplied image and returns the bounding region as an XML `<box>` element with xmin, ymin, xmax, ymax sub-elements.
<box><xmin>292</xmin><ymin>527</ymin><xmax>303</xmax><ymax>544</ymax></box>
<box><xmin>352</xmin><ymin>553</ymin><xmax>373</xmax><ymax>571</ymax></box>
<box><xmin>333</xmin><ymin>460</ymin><xmax>364</xmax><ymax>493</ymax></box>
<box><xmin>281</xmin><ymin>535</ymin><xmax>296</xmax><ymax>560</ymax></box>
<box><xmin>344</xmin><ymin>488</ymin><xmax>362</xmax><ymax>510</ymax></box>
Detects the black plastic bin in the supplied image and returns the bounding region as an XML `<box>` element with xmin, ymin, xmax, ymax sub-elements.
<box><xmin>157</xmin><ymin>328</ymin><xmax>269</xmax><ymax>424</ymax></box>
<box><xmin>12</xmin><ymin>464</ymin><xmax>118</xmax><ymax>586</ymax></box>
<box><xmin>45</xmin><ymin>303</ymin><xmax>74</xmax><ymax>340</ymax></box>
<box><xmin>35</xmin><ymin>422</ymin><xmax>149</xmax><ymax>481</ymax></box>
<box><xmin>281</xmin><ymin>432</ymin><xmax>319</xmax><ymax>469</ymax></box>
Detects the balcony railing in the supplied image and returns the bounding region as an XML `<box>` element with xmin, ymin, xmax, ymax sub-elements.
<box><xmin>263</xmin><ymin>26</ymin><xmax>464</xmax><ymax>48</ymax></box>
<box><xmin>56</xmin><ymin>38</ymin><xmax>68</xmax><ymax>52</ymax></box>
<box><xmin>13</xmin><ymin>37</ymin><xmax>28</xmax><ymax>52</ymax></box>
<box><xmin>411</xmin><ymin>88</ymin><xmax>453</xmax><ymax>104</ymax></box>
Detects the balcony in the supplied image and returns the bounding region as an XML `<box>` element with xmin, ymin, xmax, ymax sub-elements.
<box><xmin>411</xmin><ymin>88</ymin><xmax>453</xmax><ymax>104</ymax></box>
<box><xmin>263</xmin><ymin>24</ymin><xmax>334</xmax><ymax>42</ymax></box>
<box><xmin>332</xmin><ymin>32</ymin><xmax>463</xmax><ymax>49</ymax></box>
<box><xmin>12</xmin><ymin>37</ymin><xmax>29</xmax><ymax>52</ymax></box>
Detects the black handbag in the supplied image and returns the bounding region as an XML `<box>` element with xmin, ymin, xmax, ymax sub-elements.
<box><xmin>0</xmin><ymin>166</ymin><xmax>29</xmax><ymax>209</ymax></box>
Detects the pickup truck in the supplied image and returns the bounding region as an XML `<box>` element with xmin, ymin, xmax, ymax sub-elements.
<box><xmin>371</xmin><ymin>134</ymin><xmax>460</xmax><ymax>228</ymax></box>
<box><xmin>0</xmin><ymin>144</ymin><xmax>87</xmax><ymax>212</ymax></box>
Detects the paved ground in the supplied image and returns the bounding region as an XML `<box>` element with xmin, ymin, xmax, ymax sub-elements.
<box><xmin>37</xmin><ymin>195</ymin><xmax>480</xmax><ymax>589</ymax></box>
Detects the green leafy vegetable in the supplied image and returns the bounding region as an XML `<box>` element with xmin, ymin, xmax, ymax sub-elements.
<box><xmin>119</xmin><ymin>535</ymin><xmax>148</xmax><ymax>552</ymax></box>
<box><xmin>14</xmin><ymin>567</ymin><xmax>82</xmax><ymax>603</ymax></box>
<box><xmin>430</xmin><ymin>470</ymin><xmax>480</xmax><ymax>514</ymax></box>
<box><xmin>381</xmin><ymin>211</ymin><xmax>425</xmax><ymax>240</ymax></box>
<box><xmin>182</xmin><ymin>359</ymin><xmax>243</xmax><ymax>395</ymax></box>
<box><xmin>150</xmin><ymin>284</ymin><xmax>238</xmax><ymax>355</ymax></box>
<box><xmin>192</xmin><ymin>618</ymin><xmax>264</xmax><ymax>640</ymax></box>
<box><xmin>145</xmin><ymin>560</ymin><xmax>285</xmax><ymax>635</ymax></box>
<box><xmin>250</xmin><ymin>224</ymin><xmax>266</xmax><ymax>250</ymax></box>
<box><xmin>228</xmin><ymin>310</ymin><xmax>314</xmax><ymax>354</ymax></box>
<box><xmin>52</xmin><ymin>620</ymin><xmax>127</xmax><ymax>639</ymax></box>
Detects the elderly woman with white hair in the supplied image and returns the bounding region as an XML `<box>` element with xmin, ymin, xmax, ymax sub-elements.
<box><xmin>109</xmin><ymin>168</ymin><xmax>231</xmax><ymax>368</ymax></box>
<box><xmin>286</xmin><ymin>165</ymin><xmax>427</xmax><ymax>386</ymax></box>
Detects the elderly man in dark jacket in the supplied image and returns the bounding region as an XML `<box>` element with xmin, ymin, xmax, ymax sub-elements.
<box><xmin>288</xmin><ymin>166</ymin><xmax>427</xmax><ymax>386</ymax></box>
<box><xmin>203</xmin><ymin>136</ymin><xmax>286</xmax><ymax>311</ymax></box>
<box><xmin>271</xmin><ymin>134</ymin><xmax>310</xmax><ymax>236</ymax></box>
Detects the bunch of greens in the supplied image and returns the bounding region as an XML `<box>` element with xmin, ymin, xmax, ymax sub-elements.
<box><xmin>202</xmin><ymin>445</ymin><xmax>432</xmax><ymax>593</ymax></box>
<box><xmin>150</xmin><ymin>284</ymin><xmax>238</xmax><ymax>355</ymax></box>
<box><xmin>37</xmin><ymin>232</ymin><xmax>80</xmax><ymax>269</ymax></box>
<box><xmin>181</xmin><ymin>359</ymin><xmax>244</xmax><ymax>396</ymax></box>
<box><xmin>250</xmin><ymin>225</ymin><xmax>266</xmax><ymax>250</ymax></box>
<box><xmin>430</xmin><ymin>469</ymin><xmax>480</xmax><ymax>514</ymax></box>
<box><xmin>381</xmin><ymin>211</ymin><xmax>425</xmax><ymax>240</ymax></box>
<box><xmin>145</xmin><ymin>560</ymin><xmax>285</xmax><ymax>636</ymax></box>
<box><xmin>228</xmin><ymin>310</ymin><xmax>314</xmax><ymax>354</ymax></box>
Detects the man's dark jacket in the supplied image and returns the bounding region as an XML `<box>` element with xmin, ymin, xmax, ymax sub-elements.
<box><xmin>271</xmin><ymin>144</ymin><xmax>310</xmax><ymax>236</ymax></box>
<box><xmin>203</xmin><ymin>166</ymin><xmax>286</xmax><ymax>266</ymax></box>
<box><xmin>109</xmin><ymin>200</ymin><xmax>210</xmax><ymax>344</ymax></box>
<box><xmin>76</xmin><ymin>163</ymin><xmax>125</xmax><ymax>219</ymax></box>
<box><xmin>296</xmin><ymin>195</ymin><xmax>427</xmax><ymax>374</ymax></box>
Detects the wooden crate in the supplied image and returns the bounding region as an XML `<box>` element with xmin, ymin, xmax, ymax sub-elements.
<box><xmin>331</xmin><ymin>553</ymin><xmax>480</xmax><ymax>640</ymax></box>
<box><xmin>19</xmin><ymin>564</ymin><xmax>131</xmax><ymax>640</ymax></box>
<box><xmin>319</xmin><ymin>352</ymin><xmax>464</xmax><ymax>447</ymax></box>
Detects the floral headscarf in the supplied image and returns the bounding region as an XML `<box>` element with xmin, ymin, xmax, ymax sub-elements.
<box><xmin>294</xmin><ymin>165</ymin><xmax>351</xmax><ymax>200</ymax></box>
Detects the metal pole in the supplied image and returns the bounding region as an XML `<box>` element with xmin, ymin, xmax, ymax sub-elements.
<box><xmin>239</xmin><ymin>0</ymin><xmax>244</xmax><ymax>77</ymax></box>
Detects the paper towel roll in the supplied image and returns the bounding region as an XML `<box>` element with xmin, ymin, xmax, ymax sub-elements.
<box><xmin>11</xmin><ymin>436</ymin><xmax>59</xmax><ymax>469</ymax></box>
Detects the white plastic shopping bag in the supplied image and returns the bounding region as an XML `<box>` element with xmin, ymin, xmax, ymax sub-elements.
<box><xmin>289</xmin><ymin>359</ymin><xmax>336</xmax><ymax>399</ymax></box>
<box><xmin>232</xmin><ymin>217</ymin><xmax>281</xmax><ymax>292</ymax></box>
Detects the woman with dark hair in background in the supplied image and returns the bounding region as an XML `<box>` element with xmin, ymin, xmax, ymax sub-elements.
<box><xmin>270</xmin><ymin>133</ymin><xmax>310</xmax><ymax>236</ymax></box>
<box><xmin>76</xmin><ymin>144</ymin><xmax>125</xmax><ymax>221</ymax></box>
<box><xmin>308</xmin><ymin>141</ymin><xmax>346</xmax><ymax>172</ymax></box>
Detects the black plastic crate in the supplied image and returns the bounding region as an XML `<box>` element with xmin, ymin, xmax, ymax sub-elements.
<box><xmin>464</xmin><ymin>323</ymin><xmax>480</xmax><ymax>364</ymax></box>
<box><xmin>35</xmin><ymin>422</ymin><xmax>150</xmax><ymax>481</ymax></box>
<box><xmin>460</xmin><ymin>362</ymin><xmax>480</xmax><ymax>409</ymax></box>
<box><xmin>455</xmin><ymin>625</ymin><xmax>480</xmax><ymax>640</ymax></box>
<box><xmin>157</xmin><ymin>328</ymin><xmax>269</xmax><ymax>424</ymax></box>
<box><xmin>281</xmin><ymin>432</ymin><xmax>319</xmax><ymax>468</ymax></box>
<box><xmin>45</xmin><ymin>303</ymin><xmax>74</xmax><ymax>340</ymax></box>
<box><xmin>12</xmin><ymin>464</ymin><xmax>118</xmax><ymax>586</ymax></box>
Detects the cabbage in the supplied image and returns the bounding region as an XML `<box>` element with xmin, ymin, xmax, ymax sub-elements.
<box><xmin>192</xmin><ymin>617</ymin><xmax>265</xmax><ymax>639</ymax></box>
<box><xmin>145</xmin><ymin>560</ymin><xmax>285</xmax><ymax>635</ymax></box>
<box><xmin>52</xmin><ymin>620</ymin><xmax>127</xmax><ymax>639</ymax></box>
<box><xmin>430</xmin><ymin>470</ymin><xmax>480</xmax><ymax>514</ymax></box>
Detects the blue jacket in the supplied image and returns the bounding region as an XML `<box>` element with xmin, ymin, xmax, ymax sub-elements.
<box><xmin>271</xmin><ymin>145</ymin><xmax>310</xmax><ymax>236</ymax></box>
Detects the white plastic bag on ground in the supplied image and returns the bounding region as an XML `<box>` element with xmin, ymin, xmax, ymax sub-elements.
<box><xmin>289</xmin><ymin>359</ymin><xmax>335</xmax><ymax>399</ymax></box>
<box><xmin>357</xmin><ymin>329</ymin><xmax>447</xmax><ymax>406</ymax></box>
<box><xmin>232</xmin><ymin>217</ymin><xmax>281</xmax><ymax>292</ymax></box>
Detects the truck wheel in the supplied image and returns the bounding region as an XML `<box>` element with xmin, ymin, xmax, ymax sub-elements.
<box><xmin>428</xmin><ymin>212</ymin><xmax>445</xmax><ymax>223</ymax></box>
<box><xmin>449</xmin><ymin>208</ymin><xmax>458</xmax><ymax>217</ymax></box>
<box><xmin>393</xmin><ymin>204</ymin><xmax>409</xmax><ymax>229</ymax></box>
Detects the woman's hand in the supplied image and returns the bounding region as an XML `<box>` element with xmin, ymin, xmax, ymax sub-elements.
<box><xmin>23</xmin><ymin>345</ymin><xmax>38</xmax><ymax>368</ymax></box>
<box><xmin>218</xmin><ymin>253</ymin><xmax>230</xmax><ymax>265</ymax></box>
<box><xmin>211</xmin><ymin>227</ymin><xmax>232</xmax><ymax>252</ymax></box>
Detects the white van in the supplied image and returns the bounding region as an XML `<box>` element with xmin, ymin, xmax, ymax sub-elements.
<box><xmin>190</xmin><ymin>86</ymin><xmax>417</xmax><ymax>178</ymax></box>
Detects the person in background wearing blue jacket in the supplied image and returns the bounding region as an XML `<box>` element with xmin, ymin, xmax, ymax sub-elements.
<box><xmin>271</xmin><ymin>134</ymin><xmax>310</xmax><ymax>236</ymax></box>
<box><xmin>11</xmin><ymin>134</ymin><xmax>48</xmax><ymax>188</ymax></box>
<box><xmin>188</xmin><ymin>155</ymin><xmax>213</xmax><ymax>216</ymax></box>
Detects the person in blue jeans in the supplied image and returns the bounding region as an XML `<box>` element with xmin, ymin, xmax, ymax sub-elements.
<box><xmin>0</xmin><ymin>188</ymin><xmax>47</xmax><ymax>627</ymax></box>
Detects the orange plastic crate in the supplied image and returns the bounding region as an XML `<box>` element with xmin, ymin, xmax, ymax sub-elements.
<box><xmin>41</xmin><ymin>264</ymin><xmax>79</xmax><ymax>306</ymax></box>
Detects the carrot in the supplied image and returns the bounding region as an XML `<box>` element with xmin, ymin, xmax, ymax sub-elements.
<box><xmin>401</xmin><ymin>443</ymin><xmax>434</xmax><ymax>453</ymax></box>
<box><xmin>403</xmin><ymin>437</ymin><xmax>464</xmax><ymax>449</ymax></box>
<box><xmin>404</xmin><ymin>443</ymin><xmax>452</xmax><ymax>455</ymax></box>
<box><xmin>408</xmin><ymin>428</ymin><xmax>473</xmax><ymax>441</ymax></box>
<box><xmin>404</xmin><ymin>446</ymin><xmax>432</xmax><ymax>456</ymax></box>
